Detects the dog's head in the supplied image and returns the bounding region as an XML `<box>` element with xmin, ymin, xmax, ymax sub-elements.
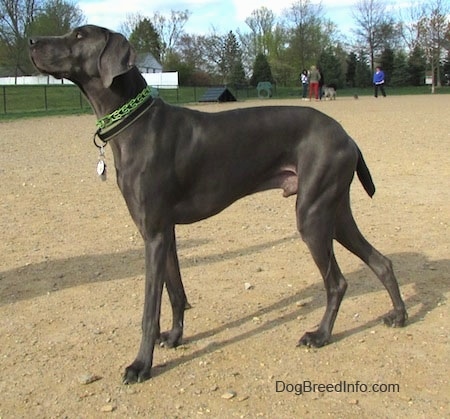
<box><xmin>29</xmin><ymin>25</ymin><xmax>136</xmax><ymax>88</ymax></box>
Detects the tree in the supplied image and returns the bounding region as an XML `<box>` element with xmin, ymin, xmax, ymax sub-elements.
<box><xmin>416</xmin><ymin>0</ymin><xmax>449</xmax><ymax>91</ymax></box>
<box><xmin>352</xmin><ymin>0</ymin><xmax>398</xmax><ymax>74</ymax></box>
<box><xmin>354</xmin><ymin>50</ymin><xmax>372</xmax><ymax>87</ymax></box>
<box><xmin>129</xmin><ymin>18</ymin><xmax>161</xmax><ymax>59</ymax></box>
<box><xmin>250</xmin><ymin>53</ymin><xmax>274</xmax><ymax>86</ymax></box>
<box><xmin>152</xmin><ymin>9</ymin><xmax>190</xmax><ymax>63</ymax></box>
<box><xmin>173</xmin><ymin>33</ymin><xmax>214</xmax><ymax>84</ymax></box>
<box><xmin>240</xmin><ymin>7</ymin><xmax>287</xmax><ymax>84</ymax></box>
<box><xmin>407</xmin><ymin>45</ymin><xmax>427</xmax><ymax>85</ymax></box>
<box><xmin>346</xmin><ymin>52</ymin><xmax>358</xmax><ymax>87</ymax></box>
<box><xmin>283</xmin><ymin>0</ymin><xmax>329</xmax><ymax>71</ymax></box>
<box><xmin>400</xmin><ymin>0</ymin><xmax>426</xmax><ymax>51</ymax></box>
<box><xmin>443</xmin><ymin>50</ymin><xmax>450</xmax><ymax>85</ymax></box>
<box><xmin>230</xmin><ymin>60</ymin><xmax>246</xmax><ymax>86</ymax></box>
<box><xmin>163</xmin><ymin>50</ymin><xmax>194</xmax><ymax>85</ymax></box>
<box><xmin>120</xmin><ymin>12</ymin><xmax>145</xmax><ymax>38</ymax></box>
<box><xmin>317</xmin><ymin>48</ymin><xmax>344</xmax><ymax>88</ymax></box>
<box><xmin>245</xmin><ymin>6</ymin><xmax>277</xmax><ymax>57</ymax></box>
<box><xmin>318</xmin><ymin>47</ymin><xmax>344</xmax><ymax>88</ymax></box>
<box><xmin>390</xmin><ymin>50</ymin><xmax>408</xmax><ymax>86</ymax></box>
<box><xmin>270</xmin><ymin>60</ymin><xmax>295</xmax><ymax>86</ymax></box>
<box><xmin>379</xmin><ymin>47</ymin><xmax>394</xmax><ymax>83</ymax></box>
<box><xmin>29</xmin><ymin>0</ymin><xmax>85</xmax><ymax>36</ymax></box>
<box><xmin>0</xmin><ymin>0</ymin><xmax>85</xmax><ymax>75</ymax></box>
<box><xmin>219</xmin><ymin>31</ymin><xmax>245</xmax><ymax>85</ymax></box>
<box><xmin>0</xmin><ymin>0</ymin><xmax>41</xmax><ymax>75</ymax></box>
<box><xmin>121</xmin><ymin>9</ymin><xmax>190</xmax><ymax>70</ymax></box>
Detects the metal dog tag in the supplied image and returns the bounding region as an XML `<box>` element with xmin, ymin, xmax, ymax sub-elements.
<box><xmin>97</xmin><ymin>159</ymin><xmax>107</xmax><ymax>181</ymax></box>
<box><xmin>97</xmin><ymin>146</ymin><xmax>107</xmax><ymax>181</ymax></box>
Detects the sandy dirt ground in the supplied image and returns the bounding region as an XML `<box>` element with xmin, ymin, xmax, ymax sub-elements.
<box><xmin>0</xmin><ymin>95</ymin><xmax>449</xmax><ymax>418</ymax></box>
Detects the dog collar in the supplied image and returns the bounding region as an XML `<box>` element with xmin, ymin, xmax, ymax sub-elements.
<box><xmin>94</xmin><ymin>86</ymin><xmax>154</xmax><ymax>144</ymax></box>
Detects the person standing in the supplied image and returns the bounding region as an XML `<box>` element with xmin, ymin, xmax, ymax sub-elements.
<box><xmin>373</xmin><ymin>66</ymin><xmax>387</xmax><ymax>98</ymax></box>
<box><xmin>308</xmin><ymin>65</ymin><xmax>321</xmax><ymax>101</ymax></box>
<box><xmin>318</xmin><ymin>67</ymin><xmax>324</xmax><ymax>100</ymax></box>
<box><xmin>300</xmin><ymin>69</ymin><xmax>309</xmax><ymax>100</ymax></box>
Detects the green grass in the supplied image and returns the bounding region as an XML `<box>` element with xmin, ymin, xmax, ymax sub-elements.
<box><xmin>273</xmin><ymin>84</ymin><xmax>450</xmax><ymax>98</ymax></box>
<box><xmin>1</xmin><ymin>84</ymin><xmax>448</xmax><ymax>121</ymax></box>
<box><xmin>335</xmin><ymin>85</ymin><xmax>450</xmax><ymax>96</ymax></box>
<box><xmin>0</xmin><ymin>85</ymin><xmax>91</xmax><ymax>119</ymax></box>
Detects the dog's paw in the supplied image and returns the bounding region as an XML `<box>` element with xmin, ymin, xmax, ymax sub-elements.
<box><xmin>158</xmin><ymin>330</ymin><xmax>183</xmax><ymax>348</ymax></box>
<box><xmin>122</xmin><ymin>361</ymin><xmax>151</xmax><ymax>385</ymax></box>
<box><xmin>383</xmin><ymin>309</ymin><xmax>408</xmax><ymax>328</ymax></box>
<box><xmin>297</xmin><ymin>331</ymin><xmax>329</xmax><ymax>348</ymax></box>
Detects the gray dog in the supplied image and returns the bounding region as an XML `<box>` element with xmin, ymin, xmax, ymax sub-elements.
<box><xmin>323</xmin><ymin>86</ymin><xmax>337</xmax><ymax>100</ymax></box>
<box><xmin>29</xmin><ymin>25</ymin><xmax>407</xmax><ymax>384</ymax></box>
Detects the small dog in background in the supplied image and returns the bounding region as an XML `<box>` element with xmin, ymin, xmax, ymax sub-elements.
<box><xmin>323</xmin><ymin>84</ymin><xmax>337</xmax><ymax>100</ymax></box>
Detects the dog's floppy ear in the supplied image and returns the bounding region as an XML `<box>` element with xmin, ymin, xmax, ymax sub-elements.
<box><xmin>98</xmin><ymin>30</ymin><xmax>136</xmax><ymax>88</ymax></box>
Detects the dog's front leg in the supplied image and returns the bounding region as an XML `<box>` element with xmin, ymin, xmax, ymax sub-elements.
<box><xmin>122</xmin><ymin>229</ymin><xmax>172</xmax><ymax>384</ymax></box>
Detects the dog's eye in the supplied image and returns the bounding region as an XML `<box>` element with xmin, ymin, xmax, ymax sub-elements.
<box><xmin>75</xmin><ymin>32</ymin><xmax>83</xmax><ymax>40</ymax></box>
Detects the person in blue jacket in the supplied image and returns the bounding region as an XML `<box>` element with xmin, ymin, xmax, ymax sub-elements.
<box><xmin>373</xmin><ymin>66</ymin><xmax>386</xmax><ymax>98</ymax></box>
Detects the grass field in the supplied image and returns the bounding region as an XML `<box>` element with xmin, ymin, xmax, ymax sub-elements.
<box><xmin>0</xmin><ymin>84</ymin><xmax>448</xmax><ymax>119</ymax></box>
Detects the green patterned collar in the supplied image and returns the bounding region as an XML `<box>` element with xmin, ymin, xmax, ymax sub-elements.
<box><xmin>94</xmin><ymin>86</ymin><xmax>154</xmax><ymax>145</ymax></box>
<box><xmin>96</xmin><ymin>86</ymin><xmax>152</xmax><ymax>131</ymax></box>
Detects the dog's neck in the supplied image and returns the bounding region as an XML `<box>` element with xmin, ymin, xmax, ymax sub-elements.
<box><xmin>81</xmin><ymin>67</ymin><xmax>148</xmax><ymax>119</ymax></box>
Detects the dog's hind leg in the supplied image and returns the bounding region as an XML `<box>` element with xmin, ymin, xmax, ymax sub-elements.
<box><xmin>334</xmin><ymin>196</ymin><xmax>407</xmax><ymax>327</ymax></box>
<box><xmin>296</xmin><ymin>216</ymin><xmax>348</xmax><ymax>346</ymax></box>
<box><xmin>295</xmin><ymin>140</ymin><xmax>364</xmax><ymax>347</ymax></box>
<box><xmin>295</xmin><ymin>185</ymin><xmax>349</xmax><ymax>348</ymax></box>
<box><xmin>159</xmin><ymin>229</ymin><xmax>189</xmax><ymax>348</ymax></box>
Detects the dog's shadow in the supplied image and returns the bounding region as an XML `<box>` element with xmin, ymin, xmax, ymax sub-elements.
<box><xmin>150</xmin><ymin>251</ymin><xmax>448</xmax><ymax>377</ymax></box>
<box><xmin>0</xmin><ymin>236</ymin><xmax>294</xmax><ymax>304</ymax></box>
<box><xmin>0</xmin><ymin>237</ymin><xmax>448</xmax><ymax>377</ymax></box>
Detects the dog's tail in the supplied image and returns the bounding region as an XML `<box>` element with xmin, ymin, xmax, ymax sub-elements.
<box><xmin>356</xmin><ymin>147</ymin><xmax>376</xmax><ymax>197</ymax></box>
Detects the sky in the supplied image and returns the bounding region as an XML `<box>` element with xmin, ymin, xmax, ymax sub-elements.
<box><xmin>77</xmin><ymin>0</ymin><xmax>359</xmax><ymax>37</ymax></box>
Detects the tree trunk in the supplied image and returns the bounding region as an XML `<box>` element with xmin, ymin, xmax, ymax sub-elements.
<box><xmin>431</xmin><ymin>60</ymin><xmax>435</xmax><ymax>94</ymax></box>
